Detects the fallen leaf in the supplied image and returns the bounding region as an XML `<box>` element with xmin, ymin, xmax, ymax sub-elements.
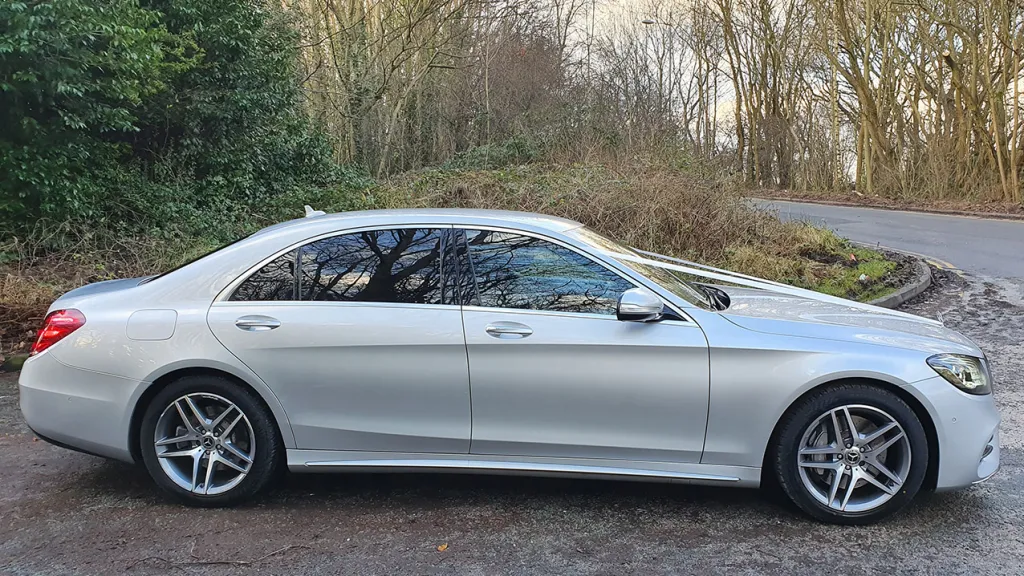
<box><xmin>436</xmin><ymin>544</ymin><xmax>448</xmax><ymax>552</ymax></box>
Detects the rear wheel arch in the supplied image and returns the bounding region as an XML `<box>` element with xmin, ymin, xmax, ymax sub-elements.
<box><xmin>129</xmin><ymin>366</ymin><xmax>292</xmax><ymax>464</ymax></box>
<box><xmin>761</xmin><ymin>377</ymin><xmax>939</xmax><ymax>493</ymax></box>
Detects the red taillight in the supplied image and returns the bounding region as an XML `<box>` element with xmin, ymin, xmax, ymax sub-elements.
<box><xmin>31</xmin><ymin>309</ymin><xmax>86</xmax><ymax>356</ymax></box>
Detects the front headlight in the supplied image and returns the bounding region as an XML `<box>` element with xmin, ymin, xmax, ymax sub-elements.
<box><xmin>927</xmin><ymin>354</ymin><xmax>991</xmax><ymax>395</ymax></box>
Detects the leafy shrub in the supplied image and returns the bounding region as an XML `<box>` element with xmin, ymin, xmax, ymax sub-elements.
<box><xmin>0</xmin><ymin>0</ymin><xmax>181</xmax><ymax>221</ymax></box>
<box><xmin>0</xmin><ymin>0</ymin><xmax>350</xmax><ymax>246</ymax></box>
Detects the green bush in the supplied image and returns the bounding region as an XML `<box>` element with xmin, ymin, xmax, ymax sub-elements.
<box><xmin>0</xmin><ymin>0</ymin><xmax>178</xmax><ymax>221</ymax></box>
<box><xmin>0</xmin><ymin>0</ymin><xmax>350</xmax><ymax>247</ymax></box>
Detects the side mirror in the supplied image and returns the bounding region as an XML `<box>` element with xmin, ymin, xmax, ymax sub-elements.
<box><xmin>617</xmin><ymin>287</ymin><xmax>665</xmax><ymax>322</ymax></box>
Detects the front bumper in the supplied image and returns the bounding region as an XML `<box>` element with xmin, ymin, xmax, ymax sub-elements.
<box><xmin>19</xmin><ymin>351</ymin><xmax>140</xmax><ymax>463</ymax></box>
<box><xmin>905</xmin><ymin>375</ymin><xmax>1000</xmax><ymax>491</ymax></box>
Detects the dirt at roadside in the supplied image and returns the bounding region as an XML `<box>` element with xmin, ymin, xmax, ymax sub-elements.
<box><xmin>0</xmin><ymin>372</ymin><xmax>25</xmax><ymax>436</ymax></box>
<box><xmin>756</xmin><ymin>189</ymin><xmax>1024</xmax><ymax>221</ymax></box>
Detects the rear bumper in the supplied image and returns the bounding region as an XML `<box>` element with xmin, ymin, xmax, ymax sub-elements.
<box><xmin>905</xmin><ymin>376</ymin><xmax>1000</xmax><ymax>491</ymax></box>
<box><xmin>19</xmin><ymin>352</ymin><xmax>140</xmax><ymax>463</ymax></box>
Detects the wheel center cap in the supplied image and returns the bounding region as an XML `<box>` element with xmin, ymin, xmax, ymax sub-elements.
<box><xmin>844</xmin><ymin>447</ymin><xmax>862</xmax><ymax>464</ymax></box>
<box><xmin>201</xmin><ymin>436</ymin><xmax>216</xmax><ymax>450</ymax></box>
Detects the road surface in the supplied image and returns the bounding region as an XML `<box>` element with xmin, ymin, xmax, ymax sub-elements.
<box><xmin>752</xmin><ymin>199</ymin><xmax>1024</xmax><ymax>278</ymax></box>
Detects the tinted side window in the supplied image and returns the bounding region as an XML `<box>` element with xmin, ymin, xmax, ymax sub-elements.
<box><xmin>230</xmin><ymin>250</ymin><xmax>297</xmax><ymax>301</ymax></box>
<box><xmin>300</xmin><ymin>229</ymin><xmax>445</xmax><ymax>304</ymax></box>
<box><xmin>463</xmin><ymin>230</ymin><xmax>633</xmax><ymax>315</ymax></box>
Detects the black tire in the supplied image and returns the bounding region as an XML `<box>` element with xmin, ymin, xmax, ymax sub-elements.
<box><xmin>139</xmin><ymin>375</ymin><xmax>283</xmax><ymax>507</ymax></box>
<box><xmin>772</xmin><ymin>382</ymin><xmax>929</xmax><ymax>525</ymax></box>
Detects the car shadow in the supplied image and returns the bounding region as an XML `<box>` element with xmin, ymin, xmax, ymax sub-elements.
<box><xmin>72</xmin><ymin>456</ymin><xmax>786</xmax><ymax>512</ymax></box>
<box><xmin>66</xmin><ymin>454</ymin><xmax>998</xmax><ymax>533</ymax></box>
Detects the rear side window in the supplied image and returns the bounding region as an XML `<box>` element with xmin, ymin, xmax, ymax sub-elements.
<box><xmin>300</xmin><ymin>229</ymin><xmax>445</xmax><ymax>304</ymax></box>
<box><xmin>230</xmin><ymin>229</ymin><xmax>447</xmax><ymax>304</ymax></box>
<box><xmin>230</xmin><ymin>250</ymin><xmax>297</xmax><ymax>301</ymax></box>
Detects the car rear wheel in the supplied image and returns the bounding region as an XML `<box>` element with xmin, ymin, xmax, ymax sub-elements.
<box><xmin>773</xmin><ymin>383</ymin><xmax>929</xmax><ymax>525</ymax></box>
<box><xmin>139</xmin><ymin>375</ymin><xmax>282</xmax><ymax>506</ymax></box>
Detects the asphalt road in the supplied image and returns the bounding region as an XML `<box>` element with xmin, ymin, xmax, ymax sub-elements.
<box><xmin>752</xmin><ymin>199</ymin><xmax>1024</xmax><ymax>278</ymax></box>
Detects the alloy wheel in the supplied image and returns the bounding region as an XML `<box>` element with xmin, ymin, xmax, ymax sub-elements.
<box><xmin>796</xmin><ymin>404</ymin><xmax>912</xmax><ymax>513</ymax></box>
<box><xmin>153</xmin><ymin>393</ymin><xmax>256</xmax><ymax>495</ymax></box>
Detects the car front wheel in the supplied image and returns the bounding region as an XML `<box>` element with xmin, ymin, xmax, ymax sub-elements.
<box><xmin>773</xmin><ymin>383</ymin><xmax>929</xmax><ymax>525</ymax></box>
<box><xmin>139</xmin><ymin>375</ymin><xmax>282</xmax><ymax>506</ymax></box>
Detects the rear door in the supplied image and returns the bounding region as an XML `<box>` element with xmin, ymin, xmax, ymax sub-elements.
<box><xmin>455</xmin><ymin>228</ymin><xmax>711</xmax><ymax>463</ymax></box>
<box><xmin>208</xmin><ymin>226</ymin><xmax>472</xmax><ymax>454</ymax></box>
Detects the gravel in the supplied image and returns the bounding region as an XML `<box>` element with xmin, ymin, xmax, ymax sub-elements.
<box><xmin>1</xmin><ymin>270</ymin><xmax>1022</xmax><ymax>576</ymax></box>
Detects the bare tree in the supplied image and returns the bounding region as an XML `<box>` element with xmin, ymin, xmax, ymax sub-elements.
<box><xmin>282</xmin><ymin>0</ymin><xmax>1023</xmax><ymax>203</ymax></box>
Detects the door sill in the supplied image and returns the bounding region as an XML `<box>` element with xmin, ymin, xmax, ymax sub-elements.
<box><xmin>286</xmin><ymin>450</ymin><xmax>760</xmax><ymax>487</ymax></box>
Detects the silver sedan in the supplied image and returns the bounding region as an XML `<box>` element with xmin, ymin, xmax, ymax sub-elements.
<box><xmin>19</xmin><ymin>208</ymin><xmax>999</xmax><ymax>524</ymax></box>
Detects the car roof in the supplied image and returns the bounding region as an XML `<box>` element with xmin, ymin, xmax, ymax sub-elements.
<box><xmin>254</xmin><ymin>208</ymin><xmax>585</xmax><ymax>236</ymax></box>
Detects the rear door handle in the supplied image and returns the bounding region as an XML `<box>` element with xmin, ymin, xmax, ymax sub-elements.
<box><xmin>235</xmin><ymin>315</ymin><xmax>281</xmax><ymax>331</ymax></box>
<box><xmin>485</xmin><ymin>322</ymin><xmax>533</xmax><ymax>339</ymax></box>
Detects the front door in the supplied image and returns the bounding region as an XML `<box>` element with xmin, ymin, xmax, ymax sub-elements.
<box><xmin>456</xmin><ymin>229</ymin><xmax>711</xmax><ymax>463</ymax></box>
<box><xmin>208</xmin><ymin>226</ymin><xmax>471</xmax><ymax>454</ymax></box>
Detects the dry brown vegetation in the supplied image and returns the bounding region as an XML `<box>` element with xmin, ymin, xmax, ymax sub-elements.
<box><xmin>377</xmin><ymin>163</ymin><xmax>897</xmax><ymax>295</ymax></box>
<box><xmin>0</xmin><ymin>233</ymin><xmax>225</xmax><ymax>357</ymax></box>
<box><xmin>380</xmin><ymin>165</ymin><xmax>805</xmax><ymax>264</ymax></box>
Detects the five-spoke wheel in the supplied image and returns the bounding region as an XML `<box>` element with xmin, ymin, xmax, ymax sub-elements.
<box><xmin>797</xmin><ymin>404</ymin><xmax>911</xmax><ymax>513</ymax></box>
<box><xmin>774</xmin><ymin>383</ymin><xmax>928</xmax><ymax>524</ymax></box>
<box><xmin>140</xmin><ymin>375</ymin><xmax>282</xmax><ymax>506</ymax></box>
<box><xmin>154</xmin><ymin>393</ymin><xmax>256</xmax><ymax>495</ymax></box>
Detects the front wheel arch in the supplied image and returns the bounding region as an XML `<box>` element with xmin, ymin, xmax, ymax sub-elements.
<box><xmin>129</xmin><ymin>367</ymin><xmax>287</xmax><ymax>466</ymax></box>
<box><xmin>760</xmin><ymin>377</ymin><xmax>939</xmax><ymax>493</ymax></box>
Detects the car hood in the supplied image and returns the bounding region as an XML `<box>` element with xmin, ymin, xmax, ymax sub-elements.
<box><xmin>718</xmin><ymin>286</ymin><xmax>982</xmax><ymax>356</ymax></box>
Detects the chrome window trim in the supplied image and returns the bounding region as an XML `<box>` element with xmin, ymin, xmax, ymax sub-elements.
<box><xmin>215</xmin><ymin>224</ymin><xmax>456</xmax><ymax>304</ymax></box>
<box><xmin>461</xmin><ymin>304</ymin><xmax>696</xmax><ymax>326</ymax></box>
<box><xmin>211</xmin><ymin>300</ymin><xmax>463</xmax><ymax>312</ymax></box>
<box><xmin>216</xmin><ymin>221</ymin><xmax>695</xmax><ymax>324</ymax></box>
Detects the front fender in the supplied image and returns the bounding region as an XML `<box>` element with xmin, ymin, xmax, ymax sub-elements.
<box><xmin>698</xmin><ymin>311</ymin><xmax>934</xmax><ymax>469</ymax></box>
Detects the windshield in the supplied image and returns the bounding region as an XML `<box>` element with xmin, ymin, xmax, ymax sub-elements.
<box><xmin>571</xmin><ymin>228</ymin><xmax>713</xmax><ymax>310</ymax></box>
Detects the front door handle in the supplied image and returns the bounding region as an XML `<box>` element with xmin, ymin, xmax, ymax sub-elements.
<box><xmin>485</xmin><ymin>322</ymin><xmax>533</xmax><ymax>339</ymax></box>
<box><xmin>235</xmin><ymin>315</ymin><xmax>281</xmax><ymax>331</ymax></box>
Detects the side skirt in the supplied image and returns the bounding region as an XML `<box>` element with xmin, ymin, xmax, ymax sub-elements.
<box><xmin>287</xmin><ymin>450</ymin><xmax>761</xmax><ymax>488</ymax></box>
